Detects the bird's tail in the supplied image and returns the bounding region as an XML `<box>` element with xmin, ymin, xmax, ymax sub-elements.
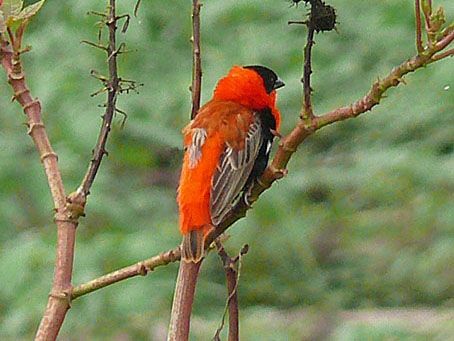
<box><xmin>181</xmin><ymin>226</ymin><xmax>212</xmax><ymax>263</ymax></box>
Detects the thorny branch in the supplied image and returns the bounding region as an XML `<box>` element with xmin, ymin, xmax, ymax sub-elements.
<box><xmin>78</xmin><ymin>0</ymin><xmax>129</xmax><ymax>199</ymax></box>
<box><xmin>1</xmin><ymin>22</ymin><xmax>77</xmax><ymax>341</ymax></box>
<box><xmin>302</xmin><ymin>24</ymin><xmax>315</xmax><ymax>120</ymax></box>
<box><xmin>69</xmin><ymin>1</ymin><xmax>453</xmax><ymax>304</ymax></box>
<box><xmin>0</xmin><ymin>0</ymin><xmax>141</xmax><ymax>339</ymax></box>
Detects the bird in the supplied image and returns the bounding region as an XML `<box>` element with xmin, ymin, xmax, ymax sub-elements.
<box><xmin>177</xmin><ymin>65</ymin><xmax>285</xmax><ymax>262</ymax></box>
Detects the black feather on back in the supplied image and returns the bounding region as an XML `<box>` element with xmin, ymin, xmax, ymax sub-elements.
<box><xmin>246</xmin><ymin>108</ymin><xmax>276</xmax><ymax>185</ymax></box>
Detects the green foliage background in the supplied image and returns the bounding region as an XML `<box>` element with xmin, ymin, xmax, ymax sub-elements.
<box><xmin>0</xmin><ymin>0</ymin><xmax>453</xmax><ymax>339</ymax></box>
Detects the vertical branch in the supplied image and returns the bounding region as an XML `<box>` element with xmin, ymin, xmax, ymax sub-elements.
<box><xmin>422</xmin><ymin>0</ymin><xmax>433</xmax><ymax>45</ymax></box>
<box><xmin>190</xmin><ymin>0</ymin><xmax>202</xmax><ymax>118</ymax></box>
<box><xmin>168</xmin><ymin>2</ymin><xmax>204</xmax><ymax>340</ymax></box>
<box><xmin>1</xmin><ymin>28</ymin><xmax>77</xmax><ymax>341</ymax></box>
<box><xmin>79</xmin><ymin>0</ymin><xmax>121</xmax><ymax>198</ymax></box>
<box><xmin>167</xmin><ymin>262</ymin><xmax>202</xmax><ymax>340</ymax></box>
<box><xmin>301</xmin><ymin>25</ymin><xmax>315</xmax><ymax>120</ymax></box>
<box><xmin>415</xmin><ymin>0</ymin><xmax>424</xmax><ymax>53</ymax></box>
<box><xmin>213</xmin><ymin>242</ymin><xmax>248</xmax><ymax>341</ymax></box>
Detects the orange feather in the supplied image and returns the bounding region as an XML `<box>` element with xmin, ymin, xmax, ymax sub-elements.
<box><xmin>177</xmin><ymin>65</ymin><xmax>282</xmax><ymax>262</ymax></box>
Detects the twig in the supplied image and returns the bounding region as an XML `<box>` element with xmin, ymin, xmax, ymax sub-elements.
<box><xmin>78</xmin><ymin>0</ymin><xmax>122</xmax><ymax>199</ymax></box>
<box><xmin>190</xmin><ymin>0</ymin><xmax>203</xmax><ymax>118</ymax></box>
<box><xmin>1</xmin><ymin>31</ymin><xmax>77</xmax><ymax>341</ymax></box>
<box><xmin>213</xmin><ymin>242</ymin><xmax>248</xmax><ymax>341</ymax></box>
<box><xmin>415</xmin><ymin>0</ymin><xmax>424</xmax><ymax>53</ymax></box>
<box><xmin>422</xmin><ymin>0</ymin><xmax>433</xmax><ymax>46</ymax></box>
<box><xmin>72</xmin><ymin>247</ymin><xmax>180</xmax><ymax>299</ymax></box>
<box><xmin>429</xmin><ymin>47</ymin><xmax>454</xmax><ymax>62</ymax></box>
<box><xmin>301</xmin><ymin>25</ymin><xmax>315</xmax><ymax>120</ymax></box>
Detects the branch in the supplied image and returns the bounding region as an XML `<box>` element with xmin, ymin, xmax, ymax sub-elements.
<box><xmin>213</xmin><ymin>242</ymin><xmax>248</xmax><ymax>341</ymax></box>
<box><xmin>190</xmin><ymin>0</ymin><xmax>202</xmax><ymax>118</ymax></box>
<box><xmin>415</xmin><ymin>0</ymin><xmax>424</xmax><ymax>53</ymax></box>
<box><xmin>1</xmin><ymin>31</ymin><xmax>77</xmax><ymax>341</ymax></box>
<box><xmin>168</xmin><ymin>261</ymin><xmax>202</xmax><ymax>340</ymax></box>
<box><xmin>168</xmin><ymin>2</ymin><xmax>204</xmax><ymax>339</ymax></box>
<box><xmin>78</xmin><ymin>0</ymin><xmax>122</xmax><ymax>199</ymax></box>
<box><xmin>302</xmin><ymin>25</ymin><xmax>315</xmax><ymax>119</ymax></box>
<box><xmin>71</xmin><ymin>247</ymin><xmax>180</xmax><ymax>299</ymax></box>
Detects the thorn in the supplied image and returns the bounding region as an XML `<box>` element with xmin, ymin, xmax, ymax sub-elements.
<box><xmin>81</xmin><ymin>40</ymin><xmax>107</xmax><ymax>51</ymax></box>
<box><xmin>288</xmin><ymin>20</ymin><xmax>308</xmax><ymax>25</ymax></box>
<box><xmin>90</xmin><ymin>87</ymin><xmax>108</xmax><ymax>97</ymax></box>
<box><xmin>115</xmin><ymin>107</ymin><xmax>128</xmax><ymax>128</ymax></box>
<box><xmin>87</xmin><ymin>10</ymin><xmax>108</xmax><ymax>18</ymax></box>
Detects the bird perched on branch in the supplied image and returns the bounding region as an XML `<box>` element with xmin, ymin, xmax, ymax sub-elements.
<box><xmin>178</xmin><ymin>65</ymin><xmax>285</xmax><ymax>262</ymax></box>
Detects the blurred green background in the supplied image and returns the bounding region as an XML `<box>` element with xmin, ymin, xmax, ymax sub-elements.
<box><xmin>1</xmin><ymin>0</ymin><xmax>453</xmax><ymax>340</ymax></box>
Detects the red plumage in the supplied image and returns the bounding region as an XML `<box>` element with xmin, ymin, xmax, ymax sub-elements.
<box><xmin>178</xmin><ymin>65</ymin><xmax>284</xmax><ymax>262</ymax></box>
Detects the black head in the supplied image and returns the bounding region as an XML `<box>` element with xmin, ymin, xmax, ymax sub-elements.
<box><xmin>243</xmin><ymin>65</ymin><xmax>285</xmax><ymax>94</ymax></box>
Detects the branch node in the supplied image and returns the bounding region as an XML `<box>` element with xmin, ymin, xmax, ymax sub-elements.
<box><xmin>137</xmin><ymin>262</ymin><xmax>150</xmax><ymax>276</ymax></box>
<box><xmin>27</xmin><ymin>122</ymin><xmax>45</xmax><ymax>135</ymax></box>
<box><xmin>22</xmin><ymin>99</ymin><xmax>41</xmax><ymax>112</ymax></box>
<box><xmin>12</xmin><ymin>88</ymin><xmax>29</xmax><ymax>102</ymax></box>
<box><xmin>48</xmin><ymin>289</ymin><xmax>72</xmax><ymax>308</ymax></box>
<box><xmin>8</xmin><ymin>71</ymin><xmax>25</xmax><ymax>81</ymax></box>
<box><xmin>40</xmin><ymin>152</ymin><xmax>58</xmax><ymax>163</ymax></box>
<box><xmin>268</xmin><ymin>165</ymin><xmax>288</xmax><ymax>180</ymax></box>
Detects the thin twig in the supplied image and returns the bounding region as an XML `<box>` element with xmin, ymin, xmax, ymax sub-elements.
<box><xmin>415</xmin><ymin>0</ymin><xmax>424</xmax><ymax>53</ymax></box>
<box><xmin>302</xmin><ymin>25</ymin><xmax>315</xmax><ymax>120</ymax></box>
<box><xmin>422</xmin><ymin>0</ymin><xmax>433</xmax><ymax>46</ymax></box>
<box><xmin>190</xmin><ymin>0</ymin><xmax>203</xmax><ymax>118</ymax></box>
<box><xmin>213</xmin><ymin>242</ymin><xmax>248</xmax><ymax>341</ymax></box>
<box><xmin>78</xmin><ymin>0</ymin><xmax>121</xmax><ymax>198</ymax></box>
<box><xmin>72</xmin><ymin>247</ymin><xmax>180</xmax><ymax>299</ymax></box>
<box><xmin>429</xmin><ymin>47</ymin><xmax>454</xmax><ymax>62</ymax></box>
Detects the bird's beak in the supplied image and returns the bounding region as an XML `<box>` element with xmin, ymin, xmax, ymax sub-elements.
<box><xmin>273</xmin><ymin>78</ymin><xmax>285</xmax><ymax>90</ymax></box>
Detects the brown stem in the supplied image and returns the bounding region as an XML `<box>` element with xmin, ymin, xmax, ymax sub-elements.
<box><xmin>72</xmin><ymin>247</ymin><xmax>180</xmax><ymax>300</ymax></box>
<box><xmin>190</xmin><ymin>0</ymin><xmax>202</xmax><ymax>118</ymax></box>
<box><xmin>167</xmin><ymin>261</ymin><xmax>202</xmax><ymax>341</ymax></box>
<box><xmin>302</xmin><ymin>25</ymin><xmax>315</xmax><ymax>119</ymax></box>
<box><xmin>168</xmin><ymin>2</ymin><xmax>204</xmax><ymax>339</ymax></box>
<box><xmin>429</xmin><ymin>47</ymin><xmax>454</xmax><ymax>62</ymax></box>
<box><xmin>415</xmin><ymin>0</ymin><xmax>424</xmax><ymax>53</ymax></box>
<box><xmin>422</xmin><ymin>0</ymin><xmax>433</xmax><ymax>45</ymax></box>
<box><xmin>213</xmin><ymin>241</ymin><xmax>248</xmax><ymax>341</ymax></box>
<box><xmin>1</xmin><ymin>36</ymin><xmax>77</xmax><ymax>341</ymax></box>
<box><xmin>79</xmin><ymin>0</ymin><xmax>121</xmax><ymax>198</ymax></box>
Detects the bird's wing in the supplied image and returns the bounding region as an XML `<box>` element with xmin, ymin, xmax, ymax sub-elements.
<box><xmin>210</xmin><ymin>114</ymin><xmax>262</xmax><ymax>226</ymax></box>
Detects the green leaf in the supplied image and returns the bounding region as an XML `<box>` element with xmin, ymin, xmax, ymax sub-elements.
<box><xmin>0</xmin><ymin>0</ymin><xmax>23</xmax><ymax>17</ymax></box>
<box><xmin>15</xmin><ymin>0</ymin><xmax>44</xmax><ymax>21</ymax></box>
